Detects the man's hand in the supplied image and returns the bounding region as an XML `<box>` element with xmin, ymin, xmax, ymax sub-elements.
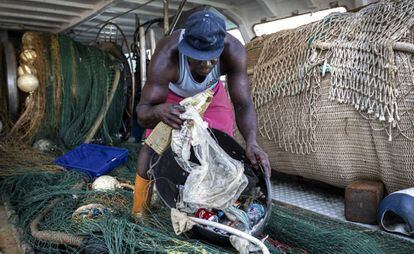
<box><xmin>154</xmin><ymin>103</ymin><xmax>186</xmax><ymax>129</ymax></box>
<box><xmin>246</xmin><ymin>142</ymin><xmax>271</xmax><ymax>178</ymax></box>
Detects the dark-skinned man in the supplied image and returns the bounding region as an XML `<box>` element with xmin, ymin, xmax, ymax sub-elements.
<box><xmin>132</xmin><ymin>10</ymin><xmax>270</xmax><ymax>216</ymax></box>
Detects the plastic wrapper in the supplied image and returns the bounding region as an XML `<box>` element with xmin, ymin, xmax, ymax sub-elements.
<box><xmin>172</xmin><ymin>105</ymin><xmax>248</xmax><ymax>212</ymax></box>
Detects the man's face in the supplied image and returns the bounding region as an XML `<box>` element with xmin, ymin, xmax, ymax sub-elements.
<box><xmin>187</xmin><ymin>57</ymin><xmax>219</xmax><ymax>76</ymax></box>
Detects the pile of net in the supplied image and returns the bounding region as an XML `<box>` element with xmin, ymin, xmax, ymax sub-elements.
<box><xmin>0</xmin><ymin>34</ymin><xmax>277</xmax><ymax>253</ymax></box>
<box><xmin>2</xmin><ymin>32</ymin><xmax>125</xmax><ymax>149</ymax></box>
<box><xmin>245</xmin><ymin>0</ymin><xmax>414</xmax><ymax>192</ymax></box>
<box><xmin>1</xmin><ymin>149</ymin><xmax>413</xmax><ymax>253</ymax></box>
<box><xmin>0</xmin><ymin>141</ymin><xmax>289</xmax><ymax>254</ymax></box>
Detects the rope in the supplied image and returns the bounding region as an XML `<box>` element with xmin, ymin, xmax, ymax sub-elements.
<box><xmin>29</xmin><ymin>182</ymin><xmax>85</xmax><ymax>247</ymax></box>
<box><xmin>85</xmin><ymin>67</ymin><xmax>121</xmax><ymax>143</ymax></box>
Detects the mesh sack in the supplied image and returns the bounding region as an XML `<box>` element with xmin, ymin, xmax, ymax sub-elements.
<box><xmin>242</xmin><ymin>0</ymin><xmax>414</xmax><ymax>192</ymax></box>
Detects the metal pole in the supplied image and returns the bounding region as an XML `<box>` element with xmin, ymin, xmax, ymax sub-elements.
<box><xmin>139</xmin><ymin>26</ymin><xmax>147</xmax><ymax>89</ymax></box>
<box><xmin>163</xmin><ymin>0</ymin><xmax>169</xmax><ymax>35</ymax></box>
<box><xmin>149</xmin><ymin>29</ymin><xmax>156</xmax><ymax>56</ymax></box>
<box><xmin>168</xmin><ymin>0</ymin><xmax>187</xmax><ymax>35</ymax></box>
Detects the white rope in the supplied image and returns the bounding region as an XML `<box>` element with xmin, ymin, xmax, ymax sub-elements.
<box><xmin>189</xmin><ymin>217</ymin><xmax>270</xmax><ymax>254</ymax></box>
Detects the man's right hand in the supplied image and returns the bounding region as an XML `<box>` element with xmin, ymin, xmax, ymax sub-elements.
<box><xmin>154</xmin><ymin>103</ymin><xmax>186</xmax><ymax>129</ymax></box>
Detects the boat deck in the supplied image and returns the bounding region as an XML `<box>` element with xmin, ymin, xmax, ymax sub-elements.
<box><xmin>270</xmin><ymin>172</ymin><xmax>414</xmax><ymax>243</ymax></box>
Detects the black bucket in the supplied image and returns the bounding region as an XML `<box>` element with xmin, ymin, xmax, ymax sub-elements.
<box><xmin>151</xmin><ymin>128</ymin><xmax>272</xmax><ymax>245</ymax></box>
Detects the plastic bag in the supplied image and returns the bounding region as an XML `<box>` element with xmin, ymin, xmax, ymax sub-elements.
<box><xmin>171</xmin><ymin>105</ymin><xmax>248</xmax><ymax>212</ymax></box>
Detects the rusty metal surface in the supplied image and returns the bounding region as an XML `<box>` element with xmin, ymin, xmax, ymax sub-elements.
<box><xmin>345</xmin><ymin>180</ymin><xmax>385</xmax><ymax>224</ymax></box>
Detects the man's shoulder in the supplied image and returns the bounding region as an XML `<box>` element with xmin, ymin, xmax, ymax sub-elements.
<box><xmin>221</xmin><ymin>32</ymin><xmax>246</xmax><ymax>74</ymax></box>
<box><xmin>223</xmin><ymin>32</ymin><xmax>244</xmax><ymax>55</ymax></box>
<box><xmin>148</xmin><ymin>31</ymin><xmax>180</xmax><ymax>83</ymax></box>
<box><xmin>158</xmin><ymin>30</ymin><xmax>181</xmax><ymax>54</ymax></box>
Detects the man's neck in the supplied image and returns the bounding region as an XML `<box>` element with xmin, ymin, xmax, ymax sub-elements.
<box><xmin>191</xmin><ymin>71</ymin><xmax>207</xmax><ymax>83</ymax></box>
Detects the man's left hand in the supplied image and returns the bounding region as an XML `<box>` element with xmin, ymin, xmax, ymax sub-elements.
<box><xmin>245</xmin><ymin>142</ymin><xmax>271</xmax><ymax>178</ymax></box>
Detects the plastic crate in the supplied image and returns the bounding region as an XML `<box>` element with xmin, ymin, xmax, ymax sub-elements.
<box><xmin>54</xmin><ymin>144</ymin><xmax>128</xmax><ymax>177</ymax></box>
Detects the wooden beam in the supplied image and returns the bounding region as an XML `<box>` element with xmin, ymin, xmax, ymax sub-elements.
<box><xmin>59</xmin><ymin>0</ymin><xmax>121</xmax><ymax>33</ymax></box>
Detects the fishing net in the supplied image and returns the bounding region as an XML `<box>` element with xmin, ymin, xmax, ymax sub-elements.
<box><xmin>5</xmin><ymin>33</ymin><xmax>125</xmax><ymax>149</ymax></box>
<box><xmin>8</xmin><ymin>32</ymin><xmax>47</xmax><ymax>142</ymax></box>
<box><xmin>251</xmin><ymin>12</ymin><xmax>347</xmax><ymax>154</ymax></box>
<box><xmin>266</xmin><ymin>202</ymin><xmax>414</xmax><ymax>254</ymax></box>
<box><xmin>246</xmin><ymin>0</ymin><xmax>414</xmax><ymax>192</ymax></box>
<box><xmin>0</xmin><ymin>141</ymin><xmax>62</xmax><ymax>177</ymax></box>
<box><xmin>0</xmin><ymin>30</ymin><xmax>277</xmax><ymax>254</ymax></box>
<box><xmin>1</xmin><ymin>146</ymin><xmax>413</xmax><ymax>253</ymax></box>
<box><xmin>0</xmin><ymin>143</ymin><xmax>285</xmax><ymax>254</ymax></box>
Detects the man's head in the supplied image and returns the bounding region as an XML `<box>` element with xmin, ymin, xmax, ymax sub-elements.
<box><xmin>179</xmin><ymin>10</ymin><xmax>226</xmax><ymax>62</ymax></box>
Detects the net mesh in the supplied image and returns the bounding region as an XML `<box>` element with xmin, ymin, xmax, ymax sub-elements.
<box><xmin>246</xmin><ymin>0</ymin><xmax>414</xmax><ymax>192</ymax></box>
<box><xmin>1</xmin><ymin>9</ymin><xmax>414</xmax><ymax>251</ymax></box>
<box><xmin>1</xmin><ymin>150</ymin><xmax>413</xmax><ymax>253</ymax></box>
<box><xmin>5</xmin><ymin>33</ymin><xmax>125</xmax><ymax>149</ymax></box>
<box><xmin>0</xmin><ymin>144</ymin><xmax>284</xmax><ymax>254</ymax></box>
<box><xmin>0</xmin><ymin>33</ymin><xmax>280</xmax><ymax>253</ymax></box>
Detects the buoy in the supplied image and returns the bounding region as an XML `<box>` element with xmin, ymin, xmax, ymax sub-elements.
<box><xmin>17</xmin><ymin>64</ymin><xmax>36</xmax><ymax>76</ymax></box>
<box><xmin>17</xmin><ymin>74</ymin><xmax>39</xmax><ymax>93</ymax></box>
<box><xmin>19</xmin><ymin>49</ymin><xmax>37</xmax><ymax>64</ymax></box>
<box><xmin>92</xmin><ymin>175</ymin><xmax>121</xmax><ymax>191</ymax></box>
<box><xmin>92</xmin><ymin>175</ymin><xmax>134</xmax><ymax>191</ymax></box>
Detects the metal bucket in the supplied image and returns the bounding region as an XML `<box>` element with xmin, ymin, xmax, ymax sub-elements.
<box><xmin>152</xmin><ymin>128</ymin><xmax>272</xmax><ymax>245</ymax></box>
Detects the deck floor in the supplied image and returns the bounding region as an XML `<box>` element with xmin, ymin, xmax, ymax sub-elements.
<box><xmin>270</xmin><ymin>172</ymin><xmax>414</xmax><ymax>243</ymax></box>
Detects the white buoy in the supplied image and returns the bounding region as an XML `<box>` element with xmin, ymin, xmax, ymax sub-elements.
<box><xmin>92</xmin><ymin>175</ymin><xmax>135</xmax><ymax>191</ymax></box>
<box><xmin>17</xmin><ymin>74</ymin><xmax>39</xmax><ymax>93</ymax></box>
<box><xmin>91</xmin><ymin>175</ymin><xmax>120</xmax><ymax>191</ymax></box>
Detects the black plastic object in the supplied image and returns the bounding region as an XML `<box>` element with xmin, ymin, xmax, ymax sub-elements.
<box><xmin>80</xmin><ymin>236</ymin><xmax>109</xmax><ymax>254</ymax></box>
<box><xmin>152</xmin><ymin>128</ymin><xmax>272</xmax><ymax>245</ymax></box>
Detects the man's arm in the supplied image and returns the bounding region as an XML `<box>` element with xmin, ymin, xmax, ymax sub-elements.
<box><xmin>136</xmin><ymin>36</ymin><xmax>185</xmax><ymax>129</ymax></box>
<box><xmin>224</xmin><ymin>36</ymin><xmax>271</xmax><ymax>177</ymax></box>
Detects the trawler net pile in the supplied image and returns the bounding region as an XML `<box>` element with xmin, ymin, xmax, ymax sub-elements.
<box><xmin>0</xmin><ymin>35</ymin><xmax>282</xmax><ymax>253</ymax></box>
<box><xmin>0</xmin><ymin>147</ymin><xmax>238</xmax><ymax>254</ymax></box>
<box><xmin>1</xmin><ymin>160</ymin><xmax>413</xmax><ymax>253</ymax></box>
<box><xmin>0</xmin><ymin>33</ymin><xmax>126</xmax><ymax>176</ymax></box>
<box><xmin>4</xmin><ymin>33</ymin><xmax>125</xmax><ymax>148</ymax></box>
<box><xmin>248</xmin><ymin>0</ymin><xmax>414</xmax><ymax>192</ymax></box>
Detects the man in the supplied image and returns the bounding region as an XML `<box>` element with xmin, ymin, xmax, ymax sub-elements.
<box><xmin>132</xmin><ymin>10</ymin><xmax>270</xmax><ymax>216</ymax></box>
